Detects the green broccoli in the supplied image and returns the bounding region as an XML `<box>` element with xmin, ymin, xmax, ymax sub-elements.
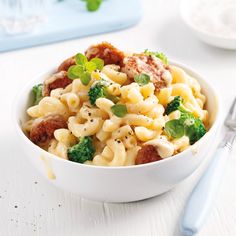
<box><xmin>88</xmin><ymin>82</ymin><xmax>106</xmax><ymax>105</ymax></box>
<box><xmin>183</xmin><ymin>114</ymin><xmax>206</xmax><ymax>145</ymax></box>
<box><xmin>88</xmin><ymin>81</ymin><xmax>119</xmax><ymax>105</ymax></box>
<box><xmin>32</xmin><ymin>84</ymin><xmax>43</xmax><ymax>105</ymax></box>
<box><xmin>68</xmin><ymin>136</ymin><xmax>95</xmax><ymax>163</ymax></box>
<box><xmin>164</xmin><ymin>99</ymin><xmax>206</xmax><ymax>144</ymax></box>
<box><xmin>165</xmin><ymin>96</ymin><xmax>185</xmax><ymax>115</ymax></box>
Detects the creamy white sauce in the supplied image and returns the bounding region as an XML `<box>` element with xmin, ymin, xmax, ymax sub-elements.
<box><xmin>191</xmin><ymin>146</ymin><xmax>198</xmax><ymax>156</ymax></box>
<box><xmin>162</xmin><ymin>70</ymin><xmax>172</xmax><ymax>86</ymax></box>
<box><xmin>190</xmin><ymin>0</ymin><xmax>236</xmax><ymax>38</ymax></box>
<box><xmin>40</xmin><ymin>156</ymin><xmax>56</xmax><ymax>180</ymax></box>
<box><xmin>145</xmin><ymin>138</ymin><xmax>174</xmax><ymax>158</ymax></box>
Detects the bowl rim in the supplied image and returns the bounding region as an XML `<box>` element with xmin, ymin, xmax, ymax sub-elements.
<box><xmin>179</xmin><ymin>0</ymin><xmax>236</xmax><ymax>41</ymax></box>
<box><xmin>13</xmin><ymin>60</ymin><xmax>221</xmax><ymax>170</ymax></box>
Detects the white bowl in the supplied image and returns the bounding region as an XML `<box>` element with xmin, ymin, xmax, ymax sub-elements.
<box><xmin>180</xmin><ymin>0</ymin><xmax>236</xmax><ymax>50</ymax></box>
<box><xmin>14</xmin><ymin>61</ymin><xmax>220</xmax><ymax>202</ymax></box>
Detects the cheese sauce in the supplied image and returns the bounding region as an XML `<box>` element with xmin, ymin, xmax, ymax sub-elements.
<box><xmin>40</xmin><ymin>156</ymin><xmax>56</xmax><ymax>180</ymax></box>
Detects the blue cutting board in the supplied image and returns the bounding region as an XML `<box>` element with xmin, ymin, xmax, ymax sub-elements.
<box><xmin>0</xmin><ymin>0</ymin><xmax>142</xmax><ymax>52</ymax></box>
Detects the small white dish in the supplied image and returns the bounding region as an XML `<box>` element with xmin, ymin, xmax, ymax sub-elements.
<box><xmin>180</xmin><ymin>0</ymin><xmax>236</xmax><ymax>50</ymax></box>
<box><xmin>14</xmin><ymin>61</ymin><xmax>220</xmax><ymax>203</ymax></box>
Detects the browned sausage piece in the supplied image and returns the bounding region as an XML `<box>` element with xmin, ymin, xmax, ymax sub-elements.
<box><xmin>57</xmin><ymin>56</ymin><xmax>76</xmax><ymax>72</ymax></box>
<box><xmin>135</xmin><ymin>145</ymin><xmax>162</xmax><ymax>165</ymax></box>
<box><xmin>85</xmin><ymin>42</ymin><xmax>125</xmax><ymax>67</ymax></box>
<box><xmin>43</xmin><ymin>71</ymin><xmax>72</xmax><ymax>97</ymax></box>
<box><xmin>30</xmin><ymin>115</ymin><xmax>67</xmax><ymax>147</ymax></box>
<box><xmin>122</xmin><ymin>54</ymin><xmax>172</xmax><ymax>91</ymax></box>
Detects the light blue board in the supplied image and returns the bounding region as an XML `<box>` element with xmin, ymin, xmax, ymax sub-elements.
<box><xmin>0</xmin><ymin>0</ymin><xmax>142</xmax><ymax>52</ymax></box>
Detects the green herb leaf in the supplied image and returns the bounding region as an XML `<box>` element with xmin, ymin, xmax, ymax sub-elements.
<box><xmin>111</xmin><ymin>104</ymin><xmax>127</xmax><ymax>117</ymax></box>
<box><xmin>156</xmin><ymin>52</ymin><xmax>168</xmax><ymax>65</ymax></box>
<box><xmin>90</xmin><ymin>58</ymin><xmax>104</xmax><ymax>70</ymax></box>
<box><xmin>60</xmin><ymin>0</ymin><xmax>103</xmax><ymax>12</ymax></box>
<box><xmin>85</xmin><ymin>61</ymin><xmax>97</xmax><ymax>72</ymax></box>
<box><xmin>32</xmin><ymin>84</ymin><xmax>43</xmax><ymax>105</ymax></box>
<box><xmin>165</xmin><ymin>119</ymin><xmax>185</xmax><ymax>138</ymax></box>
<box><xmin>144</xmin><ymin>50</ymin><xmax>169</xmax><ymax>65</ymax></box>
<box><xmin>80</xmin><ymin>71</ymin><xmax>91</xmax><ymax>85</ymax></box>
<box><xmin>67</xmin><ymin>65</ymin><xmax>84</xmax><ymax>79</ymax></box>
<box><xmin>134</xmin><ymin>73</ymin><xmax>150</xmax><ymax>86</ymax></box>
<box><xmin>86</xmin><ymin>0</ymin><xmax>102</xmax><ymax>11</ymax></box>
<box><xmin>68</xmin><ymin>53</ymin><xmax>104</xmax><ymax>85</ymax></box>
<box><xmin>75</xmin><ymin>53</ymin><xmax>88</xmax><ymax>66</ymax></box>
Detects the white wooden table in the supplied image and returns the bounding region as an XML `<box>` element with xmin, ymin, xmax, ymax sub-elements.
<box><xmin>1</xmin><ymin>0</ymin><xmax>236</xmax><ymax>235</ymax></box>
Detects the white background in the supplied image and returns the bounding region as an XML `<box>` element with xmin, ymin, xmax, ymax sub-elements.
<box><xmin>1</xmin><ymin>0</ymin><xmax>236</xmax><ymax>235</ymax></box>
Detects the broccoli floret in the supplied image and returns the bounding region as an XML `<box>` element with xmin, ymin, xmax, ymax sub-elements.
<box><xmin>183</xmin><ymin>116</ymin><xmax>206</xmax><ymax>145</ymax></box>
<box><xmin>68</xmin><ymin>136</ymin><xmax>95</xmax><ymax>163</ymax></box>
<box><xmin>32</xmin><ymin>84</ymin><xmax>43</xmax><ymax>105</ymax></box>
<box><xmin>165</xmin><ymin>105</ymin><xmax>206</xmax><ymax>144</ymax></box>
<box><xmin>165</xmin><ymin>96</ymin><xmax>185</xmax><ymax>115</ymax></box>
<box><xmin>88</xmin><ymin>81</ymin><xmax>119</xmax><ymax>105</ymax></box>
<box><xmin>88</xmin><ymin>82</ymin><xmax>106</xmax><ymax>105</ymax></box>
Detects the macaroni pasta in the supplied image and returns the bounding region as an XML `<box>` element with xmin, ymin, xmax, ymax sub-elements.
<box><xmin>23</xmin><ymin>44</ymin><xmax>209</xmax><ymax>166</ymax></box>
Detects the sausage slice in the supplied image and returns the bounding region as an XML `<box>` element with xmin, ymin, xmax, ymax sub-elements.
<box><xmin>43</xmin><ymin>71</ymin><xmax>72</xmax><ymax>97</ymax></box>
<box><xmin>122</xmin><ymin>54</ymin><xmax>172</xmax><ymax>91</ymax></box>
<box><xmin>30</xmin><ymin>115</ymin><xmax>67</xmax><ymax>147</ymax></box>
<box><xmin>57</xmin><ymin>56</ymin><xmax>76</xmax><ymax>72</ymax></box>
<box><xmin>135</xmin><ymin>145</ymin><xmax>162</xmax><ymax>165</ymax></box>
<box><xmin>85</xmin><ymin>42</ymin><xmax>125</xmax><ymax>66</ymax></box>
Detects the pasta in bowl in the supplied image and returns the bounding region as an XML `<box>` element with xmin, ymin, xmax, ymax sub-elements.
<box><xmin>14</xmin><ymin>42</ymin><xmax>220</xmax><ymax>202</ymax></box>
